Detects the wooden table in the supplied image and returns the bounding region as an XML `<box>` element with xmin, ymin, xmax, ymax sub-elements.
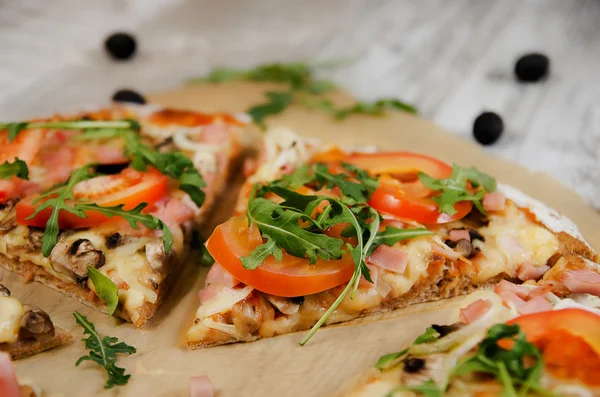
<box><xmin>0</xmin><ymin>0</ymin><xmax>599</xmax><ymax>208</ymax></box>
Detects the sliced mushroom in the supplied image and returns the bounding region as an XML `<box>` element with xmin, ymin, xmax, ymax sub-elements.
<box><xmin>231</xmin><ymin>294</ymin><xmax>274</xmax><ymax>336</ymax></box>
<box><xmin>0</xmin><ymin>284</ymin><xmax>10</xmax><ymax>297</ymax></box>
<box><xmin>49</xmin><ymin>238</ymin><xmax>105</xmax><ymax>282</ymax></box>
<box><xmin>265</xmin><ymin>295</ymin><xmax>301</xmax><ymax>315</ymax></box>
<box><xmin>454</xmin><ymin>239</ymin><xmax>472</xmax><ymax>258</ymax></box>
<box><xmin>145</xmin><ymin>240</ymin><xmax>165</xmax><ymax>271</ymax></box>
<box><xmin>0</xmin><ymin>200</ymin><xmax>16</xmax><ymax>230</ymax></box>
<box><xmin>18</xmin><ymin>307</ymin><xmax>55</xmax><ymax>340</ymax></box>
<box><xmin>27</xmin><ymin>228</ymin><xmax>44</xmax><ymax>250</ymax></box>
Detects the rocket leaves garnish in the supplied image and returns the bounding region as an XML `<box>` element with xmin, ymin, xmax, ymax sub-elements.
<box><xmin>74</xmin><ymin>312</ymin><xmax>136</xmax><ymax>389</ymax></box>
<box><xmin>27</xmin><ymin>165</ymin><xmax>172</xmax><ymax>257</ymax></box>
<box><xmin>1</xmin><ymin>119</ymin><xmax>139</xmax><ymax>141</ymax></box>
<box><xmin>375</xmin><ymin>327</ymin><xmax>440</xmax><ymax>371</ymax></box>
<box><xmin>193</xmin><ymin>61</ymin><xmax>416</xmax><ymax>126</ymax></box>
<box><xmin>0</xmin><ymin>158</ymin><xmax>29</xmax><ymax>180</ymax></box>
<box><xmin>418</xmin><ymin>164</ymin><xmax>496</xmax><ymax>216</ymax></box>
<box><xmin>369</xmin><ymin>226</ymin><xmax>433</xmax><ymax>255</ymax></box>
<box><xmin>87</xmin><ymin>266</ymin><xmax>119</xmax><ymax>315</ymax></box>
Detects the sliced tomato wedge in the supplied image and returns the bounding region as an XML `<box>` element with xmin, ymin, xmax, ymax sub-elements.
<box><xmin>16</xmin><ymin>167</ymin><xmax>168</xmax><ymax>229</ymax></box>
<box><xmin>507</xmin><ymin>308</ymin><xmax>600</xmax><ymax>386</ymax></box>
<box><xmin>149</xmin><ymin>109</ymin><xmax>242</xmax><ymax>127</ymax></box>
<box><xmin>345</xmin><ymin>152</ymin><xmax>472</xmax><ymax>224</ymax></box>
<box><xmin>206</xmin><ymin>215</ymin><xmax>355</xmax><ymax>297</ymax></box>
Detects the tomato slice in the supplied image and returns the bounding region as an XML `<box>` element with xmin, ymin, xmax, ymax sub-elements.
<box><xmin>149</xmin><ymin>109</ymin><xmax>242</xmax><ymax>127</ymax></box>
<box><xmin>206</xmin><ymin>216</ymin><xmax>355</xmax><ymax>297</ymax></box>
<box><xmin>344</xmin><ymin>152</ymin><xmax>472</xmax><ymax>224</ymax></box>
<box><xmin>0</xmin><ymin>129</ymin><xmax>43</xmax><ymax>165</ymax></box>
<box><xmin>16</xmin><ymin>167</ymin><xmax>168</xmax><ymax>229</ymax></box>
<box><xmin>507</xmin><ymin>308</ymin><xmax>600</xmax><ymax>386</ymax></box>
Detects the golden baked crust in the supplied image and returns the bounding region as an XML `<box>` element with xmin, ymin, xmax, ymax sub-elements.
<box><xmin>2</xmin><ymin>326</ymin><xmax>71</xmax><ymax>360</ymax></box>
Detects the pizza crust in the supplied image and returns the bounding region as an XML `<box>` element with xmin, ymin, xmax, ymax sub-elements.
<box><xmin>1</xmin><ymin>326</ymin><xmax>71</xmax><ymax>360</ymax></box>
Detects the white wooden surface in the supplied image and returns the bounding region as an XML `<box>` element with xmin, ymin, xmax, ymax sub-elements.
<box><xmin>0</xmin><ymin>0</ymin><xmax>599</xmax><ymax>208</ymax></box>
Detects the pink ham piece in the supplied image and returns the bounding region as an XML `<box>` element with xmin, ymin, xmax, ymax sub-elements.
<box><xmin>366</xmin><ymin>245</ymin><xmax>409</xmax><ymax>274</ymax></box>
<box><xmin>0</xmin><ymin>352</ymin><xmax>20</xmax><ymax>397</ymax></box>
<box><xmin>200</xmin><ymin>124</ymin><xmax>230</xmax><ymax>145</ymax></box>
<box><xmin>459</xmin><ymin>299</ymin><xmax>491</xmax><ymax>324</ymax></box>
<box><xmin>198</xmin><ymin>284</ymin><xmax>221</xmax><ymax>305</ymax></box>
<box><xmin>42</xmin><ymin>145</ymin><xmax>74</xmax><ymax>184</ymax></box>
<box><xmin>494</xmin><ymin>280</ymin><xmax>531</xmax><ymax>299</ymax></box>
<box><xmin>189</xmin><ymin>375</ymin><xmax>214</xmax><ymax>397</ymax></box>
<box><xmin>205</xmin><ymin>263</ymin><xmax>239</xmax><ymax>289</ymax></box>
<box><xmin>517</xmin><ymin>263</ymin><xmax>550</xmax><ymax>281</ymax></box>
<box><xmin>448</xmin><ymin>229</ymin><xmax>470</xmax><ymax>242</ymax></box>
<box><xmin>563</xmin><ymin>269</ymin><xmax>600</xmax><ymax>297</ymax></box>
<box><xmin>483</xmin><ymin>192</ymin><xmax>506</xmax><ymax>212</ymax></box>
<box><xmin>152</xmin><ymin>197</ymin><xmax>197</xmax><ymax>226</ymax></box>
<box><xmin>518</xmin><ymin>295</ymin><xmax>553</xmax><ymax>315</ymax></box>
<box><xmin>497</xmin><ymin>290</ymin><xmax>526</xmax><ymax>310</ymax></box>
<box><xmin>96</xmin><ymin>145</ymin><xmax>127</xmax><ymax>164</ymax></box>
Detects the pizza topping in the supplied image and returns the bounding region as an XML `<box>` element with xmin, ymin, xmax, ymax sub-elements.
<box><xmin>0</xmin><ymin>296</ymin><xmax>24</xmax><ymax>343</ymax></box>
<box><xmin>366</xmin><ymin>245</ymin><xmax>408</xmax><ymax>274</ymax></box>
<box><xmin>196</xmin><ymin>285</ymin><xmax>254</xmax><ymax>318</ymax></box>
<box><xmin>205</xmin><ymin>262</ymin><xmax>239</xmax><ymax>289</ymax></box>
<box><xmin>18</xmin><ymin>308</ymin><xmax>55</xmax><ymax>340</ymax></box>
<box><xmin>447</xmin><ymin>229</ymin><xmax>470</xmax><ymax>242</ymax></box>
<box><xmin>494</xmin><ymin>280</ymin><xmax>532</xmax><ymax>300</ymax></box>
<box><xmin>189</xmin><ymin>375</ymin><xmax>214</xmax><ymax>397</ymax></box>
<box><xmin>482</xmin><ymin>191</ymin><xmax>506</xmax><ymax>212</ymax></box>
<box><xmin>563</xmin><ymin>269</ymin><xmax>600</xmax><ymax>297</ymax></box>
<box><xmin>516</xmin><ymin>262</ymin><xmax>549</xmax><ymax>281</ymax></box>
<box><xmin>0</xmin><ymin>285</ymin><xmax>9</xmax><ymax>297</ymax></box>
<box><xmin>74</xmin><ymin>312</ymin><xmax>136</xmax><ymax>389</ymax></box>
<box><xmin>49</xmin><ymin>238</ymin><xmax>105</xmax><ymax>282</ymax></box>
<box><xmin>0</xmin><ymin>352</ymin><xmax>20</xmax><ymax>397</ymax></box>
<box><xmin>459</xmin><ymin>299</ymin><xmax>492</xmax><ymax>324</ymax></box>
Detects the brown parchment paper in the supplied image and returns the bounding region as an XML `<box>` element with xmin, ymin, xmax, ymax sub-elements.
<box><xmin>8</xmin><ymin>82</ymin><xmax>600</xmax><ymax>397</ymax></box>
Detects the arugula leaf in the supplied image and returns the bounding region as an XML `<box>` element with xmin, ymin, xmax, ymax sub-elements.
<box><xmin>1</xmin><ymin>119</ymin><xmax>138</xmax><ymax>141</ymax></box>
<box><xmin>198</xmin><ymin>246</ymin><xmax>215</xmax><ymax>267</ymax></box>
<box><xmin>246</xmin><ymin>197</ymin><xmax>344</xmax><ymax>264</ymax></box>
<box><xmin>335</xmin><ymin>99</ymin><xmax>417</xmax><ymax>120</ymax></box>
<box><xmin>0</xmin><ymin>158</ymin><xmax>29</xmax><ymax>180</ymax></box>
<box><xmin>418</xmin><ymin>164</ymin><xmax>496</xmax><ymax>216</ymax></box>
<box><xmin>74</xmin><ymin>312</ymin><xmax>136</xmax><ymax>389</ymax></box>
<box><xmin>75</xmin><ymin>203</ymin><xmax>172</xmax><ymax>253</ymax></box>
<box><xmin>369</xmin><ymin>226</ymin><xmax>433</xmax><ymax>254</ymax></box>
<box><xmin>248</xmin><ymin>91</ymin><xmax>294</xmax><ymax>127</ymax></box>
<box><xmin>385</xmin><ymin>380</ymin><xmax>443</xmax><ymax>397</ymax></box>
<box><xmin>375</xmin><ymin>327</ymin><xmax>440</xmax><ymax>371</ymax></box>
<box><xmin>375</xmin><ymin>348</ymin><xmax>409</xmax><ymax>371</ymax></box>
<box><xmin>240</xmin><ymin>234</ymin><xmax>283</xmax><ymax>270</ymax></box>
<box><xmin>87</xmin><ymin>266</ymin><xmax>119</xmax><ymax>315</ymax></box>
<box><xmin>27</xmin><ymin>166</ymin><xmax>95</xmax><ymax>257</ymax></box>
<box><xmin>275</xmin><ymin>164</ymin><xmax>314</xmax><ymax>190</ymax></box>
<box><xmin>313</xmin><ymin>163</ymin><xmax>376</xmax><ymax>204</ymax></box>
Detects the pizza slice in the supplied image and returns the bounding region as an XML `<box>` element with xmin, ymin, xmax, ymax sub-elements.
<box><xmin>186</xmin><ymin>128</ymin><xmax>599</xmax><ymax>348</ymax></box>
<box><xmin>0</xmin><ymin>275</ymin><xmax>70</xmax><ymax>360</ymax></box>
<box><xmin>0</xmin><ymin>105</ymin><xmax>250</xmax><ymax>327</ymax></box>
<box><xmin>346</xmin><ymin>292</ymin><xmax>600</xmax><ymax>396</ymax></box>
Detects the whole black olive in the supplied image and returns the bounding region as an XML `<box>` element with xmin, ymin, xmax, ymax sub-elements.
<box><xmin>112</xmin><ymin>89</ymin><xmax>146</xmax><ymax>105</ymax></box>
<box><xmin>473</xmin><ymin>112</ymin><xmax>504</xmax><ymax>146</ymax></box>
<box><xmin>104</xmin><ymin>32</ymin><xmax>137</xmax><ymax>60</ymax></box>
<box><xmin>515</xmin><ymin>53</ymin><xmax>549</xmax><ymax>83</ymax></box>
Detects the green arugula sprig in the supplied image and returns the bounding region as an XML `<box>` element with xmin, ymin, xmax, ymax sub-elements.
<box><xmin>74</xmin><ymin>312</ymin><xmax>136</xmax><ymax>389</ymax></box>
<box><xmin>193</xmin><ymin>62</ymin><xmax>416</xmax><ymax>126</ymax></box>
<box><xmin>376</xmin><ymin>327</ymin><xmax>440</xmax><ymax>371</ymax></box>
<box><xmin>418</xmin><ymin>164</ymin><xmax>496</xmax><ymax>216</ymax></box>
<box><xmin>0</xmin><ymin>158</ymin><xmax>29</xmax><ymax>180</ymax></box>
<box><xmin>27</xmin><ymin>165</ymin><xmax>172</xmax><ymax>257</ymax></box>
<box><xmin>240</xmin><ymin>163</ymin><xmax>432</xmax><ymax>345</ymax></box>
<box><xmin>1</xmin><ymin>119</ymin><xmax>139</xmax><ymax>141</ymax></box>
<box><xmin>88</xmin><ymin>266</ymin><xmax>119</xmax><ymax>315</ymax></box>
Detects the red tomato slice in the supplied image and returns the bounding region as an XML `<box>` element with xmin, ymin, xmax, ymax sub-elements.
<box><xmin>507</xmin><ymin>309</ymin><xmax>600</xmax><ymax>386</ymax></box>
<box><xmin>345</xmin><ymin>152</ymin><xmax>472</xmax><ymax>224</ymax></box>
<box><xmin>206</xmin><ymin>215</ymin><xmax>355</xmax><ymax>297</ymax></box>
<box><xmin>149</xmin><ymin>109</ymin><xmax>242</xmax><ymax>127</ymax></box>
<box><xmin>16</xmin><ymin>167</ymin><xmax>168</xmax><ymax>229</ymax></box>
<box><xmin>0</xmin><ymin>129</ymin><xmax>43</xmax><ymax>165</ymax></box>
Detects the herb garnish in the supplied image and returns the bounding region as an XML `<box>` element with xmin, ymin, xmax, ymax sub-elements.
<box><xmin>28</xmin><ymin>165</ymin><xmax>172</xmax><ymax>257</ymax></box>
<box><xmin>240</xmin><ymin>164</ymin><xmax>431</xmax><ymax>345</ymax></box>
<box><xmin>87</xmin><ymin>266</ymin><xmax>119</xmax><ymax>315</ymax></box>
<box><xmin>1</xmin><ymin>119</ymin><xmax>138</xmax><ymax>141</ymax></box>
<box><xmin>0</xmin><ymin>158</ymin><xmax>29</xmax><ymax>180</ymax></box>
<box><xmin>193</xmin><ymin>62</ymin><xmax>416</xmax><ymax>126</ymax></box>
<box><xmin>74</xmin><ymin>312</ymin><xmax>136</xmax><ymax>389</ymax></box>
<box><xmin>375</xmin><ymin>327</ymin><xmax>440</xmax><ymax>371</ymax></box>
<box><xmin>418</xmin><ymin>164</ymin><xmax>496</xmax><ymax>216</ymax></box>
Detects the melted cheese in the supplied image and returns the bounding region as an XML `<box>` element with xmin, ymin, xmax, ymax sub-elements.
<box><xmin>0</xmin><ymin>296</ymin><xmax>24</xmax><ymax>343</ymax></box>
<box><xmin>474</xmin><ymin>204</ymin><xmax>560</xmax><ymax>282</ymax></box>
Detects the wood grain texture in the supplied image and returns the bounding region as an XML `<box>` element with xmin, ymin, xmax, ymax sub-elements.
<box><xmin>0</xmin><ymin>0</ymin><xmax>598</xmax><ymax>207</ymax></box>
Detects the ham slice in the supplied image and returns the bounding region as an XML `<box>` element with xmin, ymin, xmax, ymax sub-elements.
<box><xmin>448</xmin><ymin>229</ymin><xmax>470</xmax><ymax>242</ymax></box>
<box><xmin>0</xmin><ymin>353</ymin><xmax>20</xmax><ymax>397</ymax></box>
<box><xmin>518</xmin><ymin>295</ymin><xmax>553</xmax><ymax>315</ymax></box>
<box><xmin>497</xmin><ymin>290</ymin><xmax>527</xmax><ymax>310</ymax></box>
<box><xmin>494</xmin><ymin>280</ymin><xmax>531</xmax><ymax>299</ymax></box>
<box><xmin>366</xmin><ymin>245</ymin><xmax>408</xmax><ymax>274</ymax></box>
<box><xmin>517</xmin><ymin>263</ymin><xmax>550</xmax><ymax>281</ymax></box>
<box><xmin>205</xmin><ymin>263</ymin><xmax>239</xmax><ymax>289</ymax></box>
<box><xmin>189</xmin><ymin>375</ymin><xmax>214</xmax><ymax>397</ymax></box>
<box><xmin>152</xmin><ymin>197</ymin><xmax>197</xmax><ymax>226</ymax></box>
<box><xmin>563</xmin><ymin>269</ymin><xmax>600</xmax><ymax>297</ymax></box>
<box><xmin>483</xmin><ymin>192</ymin><xmax>506</xmax><ymax>212</ymax></box>
<box><xmin>459</xmin><ymin>299</ymin><xmax>491</xmax><ymax>324</ymax></box>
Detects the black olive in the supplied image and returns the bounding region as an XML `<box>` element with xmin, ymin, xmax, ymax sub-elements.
<box><xmin>112</xmin><ymin>89</ymin><xmax>146</xmax><ymax>105</ymax></box>
<box><xmin>514</xmin><ymin>53</ymin><xmax>549</xmax><ymax>83</ymax></box>
<box><xmin>290</xmin><ymin>296</ymin><xmax>305</xmax><ymax>305</ymax></box>
<box><xmin>432</xmin><ymin>323</ymin><xmax>462</xmax><ymax>337</ymax></box>
<box><xmin>104</xmin><ymin>32</ymin><xmax>137</xmax><ymax>60</ymax></box>
<box><xmin>95</xmin><ymin>162</ymin><xmax>130</xmax><ymax>175</ymax></box>
<box><xmin>473</xmin><ymin>112</ymin><xmax>503</xmax><ymax>146</ymax></box>
<box><xmin>403</xmin><ymin>357</ymin><xmax>425</xmax><ymax>373</ymax></box>
<box><xmin>105</xmin><ymin>233</ymin><xmax>123</xmax><ymax>250</ymax></box>
<box><xmin>468</xmin><ymin>229</ymin><xmax>485</xmax><ymax>242</ymax></box>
